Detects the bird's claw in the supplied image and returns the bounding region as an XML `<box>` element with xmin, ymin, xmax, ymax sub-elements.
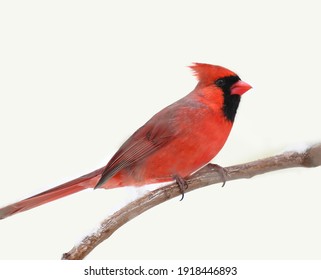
<box><xmin>209</xmin><ymin>164</ymin><xmax>228</xmax><ymax>187</ymax></box>
<box><xmin>173</xmin><ymin>175</ymin><xmax>188</xmax><ymax>201</ymax></box>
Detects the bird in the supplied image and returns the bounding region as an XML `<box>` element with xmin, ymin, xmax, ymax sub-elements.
<box><xmin>0</xmin><ymin>63</ymin><xmax>252</xmax><ymax>219</ymax></box>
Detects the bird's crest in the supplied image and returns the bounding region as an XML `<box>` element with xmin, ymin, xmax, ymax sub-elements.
<box><xmin>189</xmin><ymin>63</ymin><xmax>237</xmax><ymax>84</ymax></box>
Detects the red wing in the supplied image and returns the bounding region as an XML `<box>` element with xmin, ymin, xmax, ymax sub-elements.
<box><xmin>95</xmin><ymin>122</ymin><xmax>174</xmax><ymax>188</ymax></box>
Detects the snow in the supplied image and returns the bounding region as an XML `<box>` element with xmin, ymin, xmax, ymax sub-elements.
<box><xmin>283</xmin><ymin>142</ymin><xmax>310</xmax><ymax>154</ymax></box>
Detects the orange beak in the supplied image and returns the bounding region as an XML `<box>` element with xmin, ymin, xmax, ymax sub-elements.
<box><xmin>230</xmin><ymin>80</ymin><xmax>252</xmax><ymax>95</ymax></box>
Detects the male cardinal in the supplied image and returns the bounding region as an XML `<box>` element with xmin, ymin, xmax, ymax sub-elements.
<box><xmin>0</xmin><ymin>63</ymin><xmax>251</xmax><ymax>219</ymax></box>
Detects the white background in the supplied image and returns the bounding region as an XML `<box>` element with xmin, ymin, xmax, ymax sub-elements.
<box><xmin>0</xmin><ymin>0</ymin><xmax>320</xmax><ymax>260</ymax></box>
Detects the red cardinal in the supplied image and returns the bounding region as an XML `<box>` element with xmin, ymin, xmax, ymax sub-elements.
<box><xmin>0</xmin><ymin>63</ymin><xmax>251</xmax><ymax>219</ymax></box>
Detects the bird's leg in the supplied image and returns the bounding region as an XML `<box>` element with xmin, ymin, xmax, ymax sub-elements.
<box><xmin>208</xmin><ymin>163</ymin><xmax>228</xmax><ymax>187</ymax></box>
<box><xmin>173</xmin><ymin>175</ymin><xmax>188</xmax><ymax>201</ymax></box>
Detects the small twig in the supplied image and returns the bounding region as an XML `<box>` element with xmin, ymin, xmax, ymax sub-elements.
<box><xmin>62</xmin><ymin>143</ymin><xmax>321</xmax><ymax>260</ymax></box>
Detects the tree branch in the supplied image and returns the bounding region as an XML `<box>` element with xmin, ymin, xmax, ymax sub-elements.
<box><xmin>62</xmin><ymin>143</ymin><xmax>321</xmax><ymax>260</ymax></box>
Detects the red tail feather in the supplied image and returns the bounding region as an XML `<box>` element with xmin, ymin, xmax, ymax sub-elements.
<box><xmin>0</xmin><ymin>168</ymin><xmax>103</xmax><ymax>219</ymax></box>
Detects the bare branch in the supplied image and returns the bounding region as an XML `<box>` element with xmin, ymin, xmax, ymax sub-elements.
<box><xmin>62</xmin><ymin>143</ymin><xmax>321</xmax><ymax>260</ymax></box>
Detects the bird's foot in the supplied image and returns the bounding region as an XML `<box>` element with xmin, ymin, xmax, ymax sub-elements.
<box><xmin>173</xmin><ymin>175</ymin><xmax>188</xmax><ymax>201</ymax></box>
<box><xmin>208</xmin><ymin>164</ymin><xmax>228</xmax><ymax>187</ymax></box>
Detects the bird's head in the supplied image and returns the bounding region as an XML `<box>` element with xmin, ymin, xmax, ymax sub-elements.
<box><xmin>189</xmin><ymin>63</ymin><xmax>252</xmax><ymax>122</ymax></box>
<box><xmin>189</xmin><ymin>63</ymin><xmax>252</xmax><ymax>96</ymax></box>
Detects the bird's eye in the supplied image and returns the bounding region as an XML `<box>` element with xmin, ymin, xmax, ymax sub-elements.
<box><xmin>215</xmin><ymin>79</ymin><xmax>226</xmax><ymax>87</ymax></box>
